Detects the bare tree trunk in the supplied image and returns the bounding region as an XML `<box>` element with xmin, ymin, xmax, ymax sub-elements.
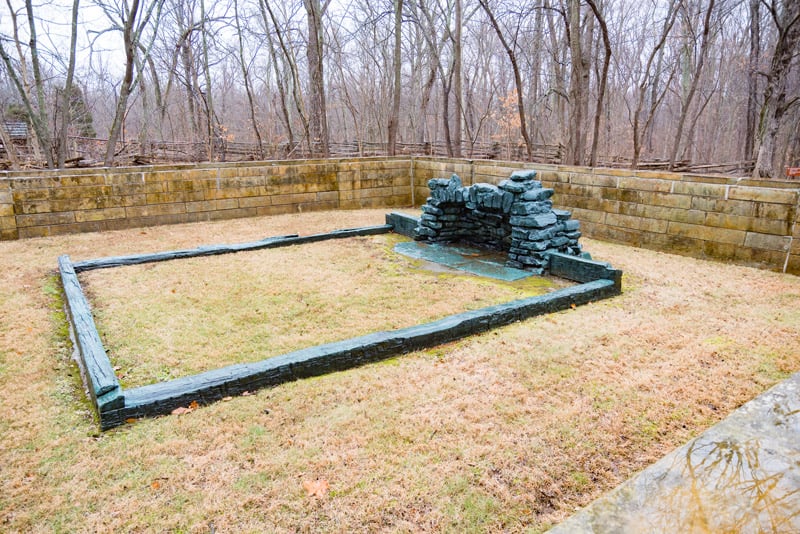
<box><xmin>143</xmin><ymin>51</ymin><xmax>165</xmax><ymax>131</ymax></box>
<box><xmin>452</xmin><ymin>0</ymin><xmax>462</xmax><ymax>158</ymax></box>
<box><xmin>529</xmin><ymin>2</ymin><xmax>544</xmax><ymax>144</ymax></box>
<box><xmin>24</xmin><ymin>0</ymin><xmax>54</xmax><ymax>167</ymax></box>
<box><xmin>586</xmin><ymin>0</ymin><xmax>610</xmax><ymax>167</ymax></box>
<box><xmin>566</xmin><ymin>0</ymin><xmax>589</xmax><ymax>166</ymax></box>
<box><xmin>330</xmin><ymin>30</ymin><xmax>361</xmax><ymax>152</ymax></box>
<box><xmin>171</xmin><ymin>1</ymin><xmax>201</xmax><ymax>146</ymax></box>
<box><xmin>104</xmin><ymin>0</ymin><xmax>140</xmax><ymax>166</ymax></box>
<box><xmin>104</xmin><ymin>0</ymin><xmax>163</xmax><ymax>166</ymax></box>
<box><xmin>257</xmin><ymin>0</ymin><xmax>295</xmax><ymax>149</ymax></box>
<box><xmin>745</xmin><ymin>0</ymin><xmax>761</xmax><ymax>160</ymax></box>
<box><xmin>2</xmin><ymin>1</ymin><xmax>41</xmax><ymax>162</ymax></box>
<box><xmin>441</xmin><ymin>70</ymin><xmax>454</xmax><ymax>157</ymax></box>
<box><xmin>180</xmin><ymin>33</ymin><xmax>200</xmax><ymax>144</ymax></box>
<box><xmin>56</xmin><ymin>0</ymin><xmax>80</xmax><ymax>168</ymax></box>
<box><xmin>414</xmin><ymin>0</ymin><xmax>449</xmax><ymax>148</ymax></box>
<box><xmin>753</xmin><ymin>0</ymin><xmax>800</xmax><ymax>178</ymax></box>
<box><xmin>262</xmin><ymin>0</ymin><xmax>311</xmax><ymax>154</ymax></box>
<box><xmin>387</xmin><ymin>0</ymin><xmax>403</xmax><ymax>156</ymax></box>
<box><xmin>418</xmin><ymin>62</ymin><xmax>437</xmax><ymax>144</ymax></box>
<box><xmin>233</xmin><ymin>0</ymin><xmax>264</xmax><ymax>158</ymax></box>
<box><xmin>478</xmin><ymin>0</ymin><xmax>533</xmax><ymax>161</ymax></box>
<box><xmin>544</xmin><ymin>0</ymin><xmax>567</xmax><ymax>154</ymax></box>
<box><xmin>683</xmin><ymin>86</ymin><xmax>716</xmax><ymax>161</ymax></box>
<box><xmin>134</xmin><ymin>51</ymin><xmax>150</xmax><ymax>156</ymax></box>
<box><xmin>668</xmin><ymin>0</ymin><xmax>716</xmax><ymax>171</ymax></box>
<box><xmin>200</xmin><ymin>0</ymin><xmax>215</xmax><ymax>161</ymax></box>
<box><xmin>646</xmin><ymin>37</ymin><xmax>666</xmax><ymax>156</ymax></box>
<box><xmin>304</xmin><ymin>0</ymin><xmax>330</xmax><ymax>157</ymax></box>
<box><xmin>632</xmin><ymin>0</ymin><xmax>678</xmax><ymax>168</ymax></box>
<box><xmin>0</xmin><ymin>1</ymin><xmax>54</xmax><ymax>166</ymax></box>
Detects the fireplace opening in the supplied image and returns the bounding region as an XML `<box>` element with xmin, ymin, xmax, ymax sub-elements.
<box><xmin>414</xmin><ymin>170</ymin><xmax>583</xmax><ymax>273</ymax></box>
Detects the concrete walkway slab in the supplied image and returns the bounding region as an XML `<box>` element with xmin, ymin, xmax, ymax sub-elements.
<box><xmin>548</xmin><ymin>372</ymin><xmax>800</xmax><ymax>533</ymax></box>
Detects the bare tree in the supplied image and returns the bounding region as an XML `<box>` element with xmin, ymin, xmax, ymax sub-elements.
<box><xmin>0</xmin><ymin>0</ymin><xmax>796</xmax><ymax>171</ymax></box>
<box><xmin>406</xmin><ymin>0</ymin><xmax>447</xmax><ymax>145</ymax></box>
<box><xmin>387</xmin><ymin>0</ymin><xmax>404</xmax><ymax>155</ymax></box>
<box><xmin>0</xmin><ymin>104</ymin><xmax>20</xmax><ymax>167</ymax></box>
<box><xmin>477</xmin><ymin>0</ymin><xmax>533</xmax><ymax>160</ymax></box>
<box><xmin>260</xmin><ymin>0</ymin><xmax>311</xmax><ymax>154</ymax></box>
<box><xmin>98</xmin><ymin>0</ymin><xmax>164</xmax><ymax>166</ymax></box>
<box><xmin>745</xmin><ymin>0</ymin><xmax>761</xmax><ymax>159</ymax></box>
<box><xmin>256</xmin><ymin>0</ymin><xmax>297</xmax><ymax>151</ymax></box>
<box><xmin>543</xmin><ymin>0</ymin><xmax>569</xmax><ymax>153</ymax></box>
<box><xmin>452</xmin><ymin>0</ymin><xmax>463</xmax><ymax>157</ymax></box>
<box><xmin>0</xmin><ymin>0</ymin><xmax>54</xmax><ymax>167</ymax></box>
<box><xmin>415</xmin><ymin>0</ymin><xmax>456</xmax><ymax>156</ymax></box>
<box><xmin>585</xmin><ymin>0</ymin><xmax>610</xmax><ymax>167</ymax></box>
<box><xmin>303</xmin><ymin>0</ymin><xmax>330</xmax><ymax>157</ymax></box>
<box><xmin>199</xmin><ymin>0</ymin><xmax>215</xmax><ymax>160</ymax></box>
<box><xmin>630</xmin><ymin>0</ymin><xmax>679</xmax><ymax>168</ymax></box>
<box><xmin>753</xmin><ymin>0</ymin><xmax>800</xmax><ymax>177</ymax></box>
<box><xmin>56</xmin><ymin>0</ymin><xmax>81</xmax><ymax>167</ymax></box>
<box><xmin>233</xmin><ymin>0</ymin><xmax>264</xmax><ymax>157</ymax></box>
<box><xmin>667</xmin><ymin>0</ymin><xmax>717</xmax><ymax>170</ymax></box>
<box><xmin>565</xmin><ymin>0</ymin><xmax>592</xmax><ymax>166</ymax></box>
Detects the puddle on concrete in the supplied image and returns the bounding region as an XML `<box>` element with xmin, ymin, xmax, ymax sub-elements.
<box><xmin>394</xmin><ymin>241</ymin><xmax>534</xmax><ymax>282</ymax></box>
<box><xmin>549</xmin><ymin>373</ymin><xmax>800</xmax><ymax>533</ymax></box>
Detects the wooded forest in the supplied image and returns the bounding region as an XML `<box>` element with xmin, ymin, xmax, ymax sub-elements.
<box><xmin>0</xmin><ymin>0</ymin><xmax>798</xmax><ymax>177</ymax></box>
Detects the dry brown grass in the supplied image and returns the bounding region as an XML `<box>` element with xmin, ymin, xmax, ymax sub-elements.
<box><xmin>82</xmin><ymin>234</ymin><xmax>562</xmax><ymax>387</ymax></box>
<box><xmin>1</xmin><ymin>208</ymin><xmax>798</xmax><ymax>532</ymax></box>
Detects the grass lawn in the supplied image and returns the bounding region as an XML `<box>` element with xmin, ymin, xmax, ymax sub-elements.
<box><xmin>1</xmin><ymin>208</ymin><xmax>798</xmax><ymax>532</ymax></box>
<box><xmin>81</xmin><ymin>233</ymin><xmax>565</xmax><ymax>388</ymax></box>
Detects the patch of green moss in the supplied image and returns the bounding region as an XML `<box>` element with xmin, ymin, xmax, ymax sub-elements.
<box><xmin>374</xmin><ymin>234</ymin><xmax>557</xmax><ymax>297</ymax></box>
<box><xmin>443</xmin><ymin>472</ymin><xmax>507</xmax><ymax>532</ymax></box>
<box><xmin>43</xmin><ymin>273</ymin><xmax>96</xmax><ymax>421</ymax></box>
<box><xmin>755</xmin><ymin>352</ymin><xmax>792</xmax><ymax>382</ymax></box>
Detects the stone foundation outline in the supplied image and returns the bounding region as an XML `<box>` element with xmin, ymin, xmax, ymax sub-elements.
<box><xmin>60</xmin><ymin>215</ymin><xmax>621</xmax><ymax>430</ymax></box>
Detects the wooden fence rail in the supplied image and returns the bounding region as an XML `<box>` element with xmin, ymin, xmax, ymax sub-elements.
<box><xmin>0</xmin><ymin>136</ymin><xmax>762</xmax><ymax>176</ymax></box>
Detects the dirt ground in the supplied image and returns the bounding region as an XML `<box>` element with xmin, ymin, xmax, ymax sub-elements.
<box><xmin>1</xmin><ymin>208</ymin><xmax>798</xmax><ymax>532</ymax></box>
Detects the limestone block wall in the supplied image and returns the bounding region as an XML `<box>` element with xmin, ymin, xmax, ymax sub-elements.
<box><xmin>3</xmin><ymin>155</ymin><xmax>799</xmax><ymax>276</ymax></box>
<box><xmin>413</xmin><ymin>158</ymin><xmax>800</xmax><ymax>275</ymax></box>
<box><xmin>0</xmin><ymin>157</ymin><xmax>412</xmax><ymax>240</ymax></box>
<box><xmin>0</xmin><ymin>179</ymin><xmax>14</xmax><ymax>241</ymax></box>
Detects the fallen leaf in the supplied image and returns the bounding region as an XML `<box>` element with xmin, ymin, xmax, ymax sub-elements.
<box><xmin>171</xmin><ymin>400</ymin><xmax>200</xmax><ymax>415</ymax></box>
<box><xmin>151</xmin><ymin>480</ymin><xmax>161</xmax><ymax>490</ymax></box>
<box><xmin>303</xmin><ymin>479</ymin><xmax>329</xmax><ymax>498</ymax></box>
<box><xmin>125</xmin><ymin>418</ymin><xmax>137</xmax><ymax>424</ymax></box>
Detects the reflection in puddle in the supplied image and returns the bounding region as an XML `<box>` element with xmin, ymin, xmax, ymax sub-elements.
<box><xmin>658</xmin><ymin>436</ymin><xmax>800</xmax><ymax>532</ymax></box>
<box><xmin>551</xmin><ymin>377</ymin><xmax>800</xmax><ymax>533</ymax></box>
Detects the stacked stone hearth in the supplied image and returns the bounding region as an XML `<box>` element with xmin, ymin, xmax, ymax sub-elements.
<box><xmin>415</xmin><ymin>169</ymin><xmax>582</xmax><ymax>272</ymax></box>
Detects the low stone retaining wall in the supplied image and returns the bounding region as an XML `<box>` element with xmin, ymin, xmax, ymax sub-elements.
<box><xmin>413</xmin><ymin>158</ymin><xmax>800</xmax><ymax>275</ymax></box>
<box><xmin>3</xmin><ymin>156</ymin><xmax>799</xmax><ymax>274</ymax></box>
<box><xmin>0</xmin><ymin>157</ymin><xmax>411</xmax><ymax>240</ymax></box>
